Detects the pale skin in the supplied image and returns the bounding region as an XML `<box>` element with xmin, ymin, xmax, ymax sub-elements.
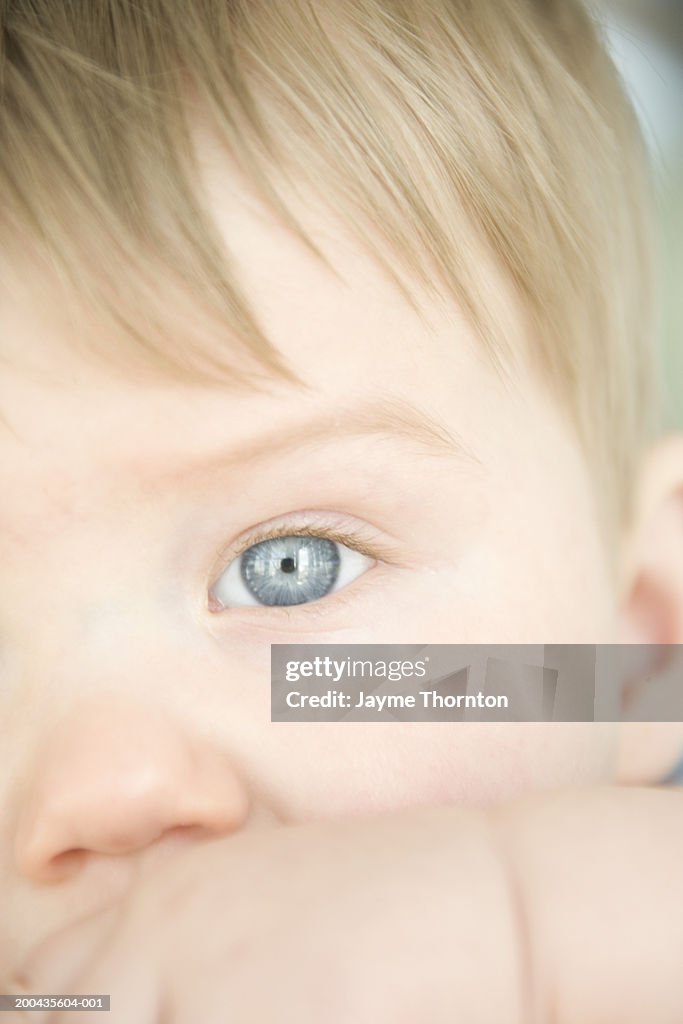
<box><xmin>1</xmin><ymin>121</ymin><xmax>683</xmax><ymax>1020</ymax></box>
<box><xmin>25</xmin><ymin>791</ymin><xmax>683</xmax><ymax>1024</ymax></box>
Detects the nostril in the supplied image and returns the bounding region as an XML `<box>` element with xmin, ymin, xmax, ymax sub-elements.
<box><xmin>53</xmin><ymin>847</ymin><xmax>87</xmax><ymax>869</ymax></box>
<box><xmin>152</xmin><ymin>823</ymin><xmax>224</xmax><ymax>860</ymax></box>
<box><xmin>166</xmin><ymin>824</ymin><xmax>222</xmax><ymax>840</ymax></box>
<box><xmin>42</xmin><ymin>848</ymin><xmax>88</xmax><ymax>884</ymax></box>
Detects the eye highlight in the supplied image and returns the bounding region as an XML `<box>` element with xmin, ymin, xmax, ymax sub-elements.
<box><xmin>210</xmin><ymin>531</ymin><xmax>375</xmax><ymax>609</ymax></box>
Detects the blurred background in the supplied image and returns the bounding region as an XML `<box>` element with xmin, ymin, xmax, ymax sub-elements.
<box><xmin>597</xmin><ymin>0</ymin><xmax>683</xmax><ymax>428</ymax></box>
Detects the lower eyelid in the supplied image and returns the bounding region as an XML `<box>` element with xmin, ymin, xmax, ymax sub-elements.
<box><xmin>208</xmin><ymin>559</ymin><xmax>387</xmax><ymax>625</ymax></box>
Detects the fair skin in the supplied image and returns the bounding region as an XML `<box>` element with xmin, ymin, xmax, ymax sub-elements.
<box><xmin>2</xmin><ymin>127</ymin><xmax>683</xmax><ymax>1016</ymax></box>
<box><xmin>22</xmin><ymin>790</ymin><xmax>683</xmax><ymax>1024</ymax></box>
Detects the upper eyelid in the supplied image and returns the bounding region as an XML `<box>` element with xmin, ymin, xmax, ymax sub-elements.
<box><xmin>231</xmin><ymin>524</ymin><xmax>379</xmax><ymax>560</ymax></box>
<box><xmin>207</xmin><ymin>512</ymin><xmax>407</xmax><ymax>582</ymax></box>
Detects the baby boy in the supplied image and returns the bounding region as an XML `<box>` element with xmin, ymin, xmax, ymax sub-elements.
<box><xmin>0</xmin><ymin>0</ymin><xmax>682</xmax><ymax>1020</ymax></box>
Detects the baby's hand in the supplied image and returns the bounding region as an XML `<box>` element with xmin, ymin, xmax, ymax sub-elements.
<box><xmin>41</xmin><ymin>788</ymin><xmax>683</xmax><ymax>1024</ymax></box>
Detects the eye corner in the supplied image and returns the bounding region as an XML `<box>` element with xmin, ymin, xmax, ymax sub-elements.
<box><xmin>206</xmin><ymin>590</ymin><xmax>225</xmax><ymax>615</ymax></box>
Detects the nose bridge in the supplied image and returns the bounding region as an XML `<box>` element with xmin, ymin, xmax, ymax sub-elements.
<box><xmin>14</xmin><ymin>694</ymin><xmax>250</xmax><ymax>884</ymax></box>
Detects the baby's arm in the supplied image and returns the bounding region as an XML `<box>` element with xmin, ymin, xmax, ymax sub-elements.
<box><xmin>495</xmin><ymin>786</ymin><xmax>683</xmax><ymax>1023</ymax></box>
<box><xmin>40</xmin><ymin>787</ymin><xmax>683</xmax><ymax>1024</ymax></box>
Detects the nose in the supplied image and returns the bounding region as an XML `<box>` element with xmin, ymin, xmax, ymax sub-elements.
<box><xmin>14</xmin><ymin>695</ymin><xmax>250</xmax><ymax>884</ymax></box>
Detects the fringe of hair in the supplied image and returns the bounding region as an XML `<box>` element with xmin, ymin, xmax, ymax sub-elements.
<box><xmin>0</xmin><ymin>0</ymin><xmax>661</xmax><ymax>560</ymax></box>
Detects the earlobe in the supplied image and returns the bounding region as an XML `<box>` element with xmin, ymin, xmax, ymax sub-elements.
<box><xmin>618</xmin><ymin>433</ymin><xmax>683</xmax><ymax>645</ymax></box>
<box><xmin>615</xmin><ymin>433</ymin><xmax>683</xmax><ymax>784</ymax></box>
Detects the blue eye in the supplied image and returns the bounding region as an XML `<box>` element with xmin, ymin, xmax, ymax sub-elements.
<box><xmin>210</xmin><ymin>534</ymin><xmax>375</xmax><ymax>609</ymax></box>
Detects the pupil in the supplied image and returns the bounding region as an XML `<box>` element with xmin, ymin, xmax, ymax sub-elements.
<box><xmin>280</xmin><ymin>556</ymin><xmax>296</xmax><ymax>574</ymax></box>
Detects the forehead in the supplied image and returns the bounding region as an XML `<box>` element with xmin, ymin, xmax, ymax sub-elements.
<box><xmin>0</xmin><ymin>133</ymin><xmax>538</xmax><ymax>498</ymax></box>
<box><xmin>0</xmin><ymin>148</ymin><xmax>509</xmax><ymax>374</ymax></box>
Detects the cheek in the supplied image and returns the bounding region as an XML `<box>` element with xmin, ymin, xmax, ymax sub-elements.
<box><xmin>477</xmin><ymin>392</ymin><xmax>620</xmax><ymax>642</ymax></box>
<box><xmin>407</xmin><ymin>443</ymin><xmax>617</xmax><ymax>643</ymax></box>
<box><xmin>368</xmin><ymin>725</ymin><xmax>618</xmax><ymax>805</ymax></box>
<box><xmin>360</xmin><ymin>531</ymin><xmax>617</xmax><ymax>645</ymax></box>
<box><xmin>274</xmin><ymin>722</ymin><xmax>617</xmax><ymax>821</ymax></box>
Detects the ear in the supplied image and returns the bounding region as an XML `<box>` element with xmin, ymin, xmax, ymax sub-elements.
<box><xmin>615</xmin><ymin>433</ymin><xmax>683</xmax><ymax>784</ymax></box>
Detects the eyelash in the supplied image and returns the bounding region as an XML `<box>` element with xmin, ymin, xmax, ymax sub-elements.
<box><xmin>234</xmin><ymin>524</ymin><xmax>380</xmax><ymax>561</ymax></box>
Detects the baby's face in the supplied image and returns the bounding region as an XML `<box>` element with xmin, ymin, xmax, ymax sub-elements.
<box><xmin>0</xmin><ymin>137</ymin><xmax>622</xmax><ymax>978</ymax></box>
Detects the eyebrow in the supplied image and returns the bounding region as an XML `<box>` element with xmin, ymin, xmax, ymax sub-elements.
<box><xmin>150</xmin><ymin>396</ymin><xmax>481</xmax><ymax>482</ymax></box>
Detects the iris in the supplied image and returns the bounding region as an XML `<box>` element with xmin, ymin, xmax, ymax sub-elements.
<box><xmin>240</xmin><ymin>535</ymin><xmax>341</xmax><ymax>606</ymax></box>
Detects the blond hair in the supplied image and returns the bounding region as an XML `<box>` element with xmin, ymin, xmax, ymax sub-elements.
<box><xmin>0</xmin><ymin>0</ymin><xmax>660</xmax><ymax>550</ymax></box>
